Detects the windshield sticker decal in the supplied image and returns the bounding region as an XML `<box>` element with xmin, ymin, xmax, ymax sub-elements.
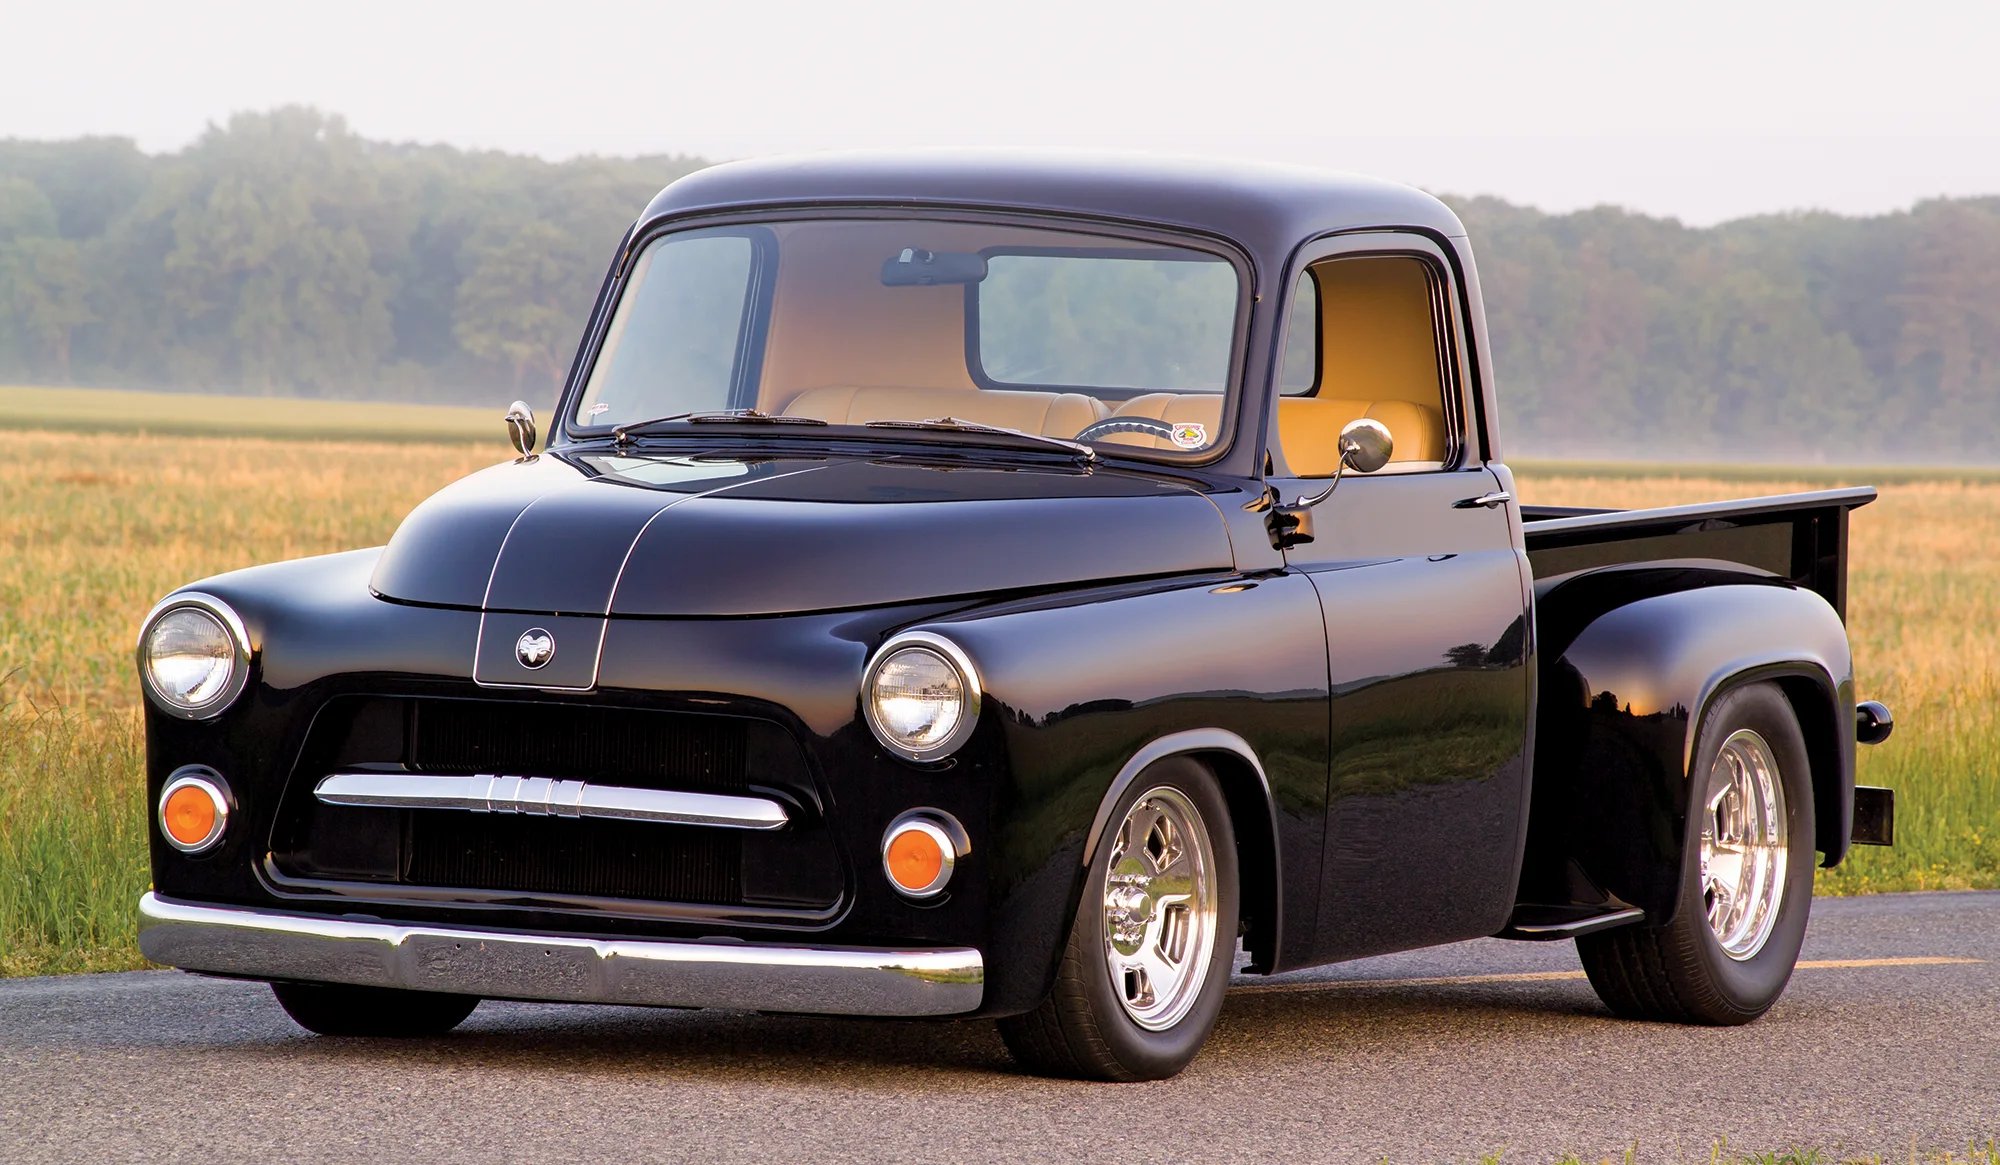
<box><xmin>1170</xmin><ymin>422</ymin><xmax>1207</xmax><ymax>449</ymax></box>
<box><xmin>587</xmin><ymin>402</ymin><xmax>611</xmax><ymax>418</ymax></box>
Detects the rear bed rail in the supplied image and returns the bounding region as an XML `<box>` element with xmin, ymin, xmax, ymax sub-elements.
<box><xmin>1522</xmin><ymin>487</ymin><xmax>1878</xmax><ymax>618</ymax></box>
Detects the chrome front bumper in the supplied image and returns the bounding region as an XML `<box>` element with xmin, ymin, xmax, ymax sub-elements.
<box><xmin>137</xmin><ymin>893</ymin><xmax>983</xmax><ymax>1017</ymax></box>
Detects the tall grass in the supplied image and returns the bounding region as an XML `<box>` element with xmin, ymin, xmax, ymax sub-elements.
<box><xmin>0</xmin><ymin>707</ymin><xmax>149</xmax><ymax>975</ymax></box>
<box><xmin>0</xmin><ymin>430</ymin><xmax>1994</xmax><ymax>975</ymax></box>
<box><xmin>0</xmin><ymin>430</ymin><xmax>497</xmax><ymax>975</ymax></box>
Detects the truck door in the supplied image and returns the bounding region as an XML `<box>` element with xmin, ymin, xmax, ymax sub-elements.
<box><xmin>1265</xmin><ymin>240</ymin><xmax>1534</xmax><ymax>963</ymax></box>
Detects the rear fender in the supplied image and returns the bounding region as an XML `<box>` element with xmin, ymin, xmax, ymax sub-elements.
<box><xmin>1526</xmin><ymin>577</ymin><xmax>1854</xmax><ymax>924</ymax></box>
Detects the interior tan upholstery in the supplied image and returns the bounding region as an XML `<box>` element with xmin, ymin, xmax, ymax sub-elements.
<box><xmin>1276</xmin><ymin>398</ymin><xmax>1446</xmax><ymax>476</ymax></box>
<box><xmin>1102</xmin><ymin>393</ymin><xmax>1226</xmax><ymax>448</ymax></box>
<box><xmin>756</xmin><ymin>223</ymin><xmax>985</xmax><ymax>402</ymax></box>
<box><xmin>1274</xmin><ymin>255</ymin><xmax>1451</xmax><ymax>475</ymax></box>
<box><xmin>782</xmin><ymin>385</ymin><xmax>1109</xmax><ymax>438</ymax></box>
<box><xmin>1313</xmin><ymin>257</ymin><xmax>1445</xmax><ymax>407</ymax></box>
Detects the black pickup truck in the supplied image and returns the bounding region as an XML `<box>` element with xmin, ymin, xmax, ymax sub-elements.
<box><xmin>134</xmin><ymin>152</ymin><xmax>1894</xmax><ymax>1081</ymax></box>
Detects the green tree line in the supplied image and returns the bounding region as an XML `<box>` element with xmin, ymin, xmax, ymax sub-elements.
<box><xmin>0</xmin><ymin>108</ymin><xmax>702</xmax><ymax>406</ymax></box>
<box><xmin>3</xmin><ymin>107</ymin><xmax>1996</xmax><ymax>460</ymax></box>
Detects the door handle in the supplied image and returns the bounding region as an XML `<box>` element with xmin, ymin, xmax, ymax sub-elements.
<box><xmin>1453</xmin><ymin>491</ymin><xmax>1512</xmax><ymax>510</ymax></box>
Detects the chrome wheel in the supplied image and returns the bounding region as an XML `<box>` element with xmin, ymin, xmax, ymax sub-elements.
<box><xmin>1101</xmin><ymin>786</ymin><xmax>1219</xmax><ymax>1031</ymax></box>
<box><xmin>1700</xmin><ymin>728</ymin><xmax>1789</xmax><ymax>960</ymax></box>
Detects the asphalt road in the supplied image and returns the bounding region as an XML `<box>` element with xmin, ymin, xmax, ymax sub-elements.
<box><xmin>2</xmin><ymin>890</ymin><xmax>1994</xmax><ymax>1163</ymax></box>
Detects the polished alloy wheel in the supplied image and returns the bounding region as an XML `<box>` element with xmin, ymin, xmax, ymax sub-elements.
<box><xmin>1700</xmin><ymin>728</ymin><xmax>1789</xmax><ymax>960</ymax></box>
<box><xmin>1101</xmin><ymin>786</ymin><xmax>1218</xmax><ymax>1031</ymax></box>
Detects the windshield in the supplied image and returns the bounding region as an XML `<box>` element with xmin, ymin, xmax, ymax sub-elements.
<box><xmin>570</xmin><ymin>217</ymin><xmax>1244</xmax><ymax>457</ymax></box>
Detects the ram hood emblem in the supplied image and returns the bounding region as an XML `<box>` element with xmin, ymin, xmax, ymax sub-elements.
<box><xmin>515</xmin><ymin>628</ymin><xmax>555</xmax><ymax>669</ymax></box>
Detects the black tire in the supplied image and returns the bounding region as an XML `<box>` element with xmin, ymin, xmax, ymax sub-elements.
<box><xmin>998</xmin><ymin>756</ymin><xmax>1239</xmax><ymax>1081</ymax></box>
<box><xmin>1578</xmin><ymin>682</ymin><xmax>1816</xmax><ymax>1024</ymax></box>
<box><xmin>271</xmin><ymin>981</ymin><xmax>480</xmax><ymax>1037</ymax></box>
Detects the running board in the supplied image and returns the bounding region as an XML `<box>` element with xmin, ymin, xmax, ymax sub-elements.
<box><xmin>313</xmin><ymin>772</ymin><xmax>790</xmax><ymax>831</ymax></box>
<box><xmin>1497</xmin><ymin>902</ymin><xmax>1646</xmax><ymax>941</ymax></box>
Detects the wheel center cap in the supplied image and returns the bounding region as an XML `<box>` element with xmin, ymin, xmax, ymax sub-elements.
<box><xmin>1105</xmin><ymin>866</ymin><xmax>1156</xmax><ymax>952</ymax></box>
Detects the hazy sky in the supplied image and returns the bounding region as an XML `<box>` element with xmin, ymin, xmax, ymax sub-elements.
<box><xmin>8</xmin><ymin>0</ymin><xmax>1998</xmax><ymax>225</ymax></box>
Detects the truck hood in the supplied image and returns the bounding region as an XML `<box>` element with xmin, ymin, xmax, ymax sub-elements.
<box><xmin>369</xmin><ymin>450</ymin><xmax>1235</xmax><ymax>617</ymax></box>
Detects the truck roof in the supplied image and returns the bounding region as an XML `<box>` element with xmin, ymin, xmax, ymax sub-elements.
<box><xmin>638</xmin><ymin>150</ymin><xmax>1467</xmax><ymax>271</ymax></box>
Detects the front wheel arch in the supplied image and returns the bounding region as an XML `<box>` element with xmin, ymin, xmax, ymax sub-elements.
<box><xmin>1078</xmin><ymin>730</ymin><xmax>1281</xmax><ymax>976</ymax></box>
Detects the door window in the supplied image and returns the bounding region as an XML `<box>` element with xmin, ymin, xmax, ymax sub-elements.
<box><xmin>1275</xmin><ymin>255</ymin><xmax>1452</xmax><ymax>475</ymax></box>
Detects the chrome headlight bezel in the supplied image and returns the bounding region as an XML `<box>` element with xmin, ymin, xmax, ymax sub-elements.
<box><xmin>137</xmin><ymin>592</ymin><xmax>251</xmax><ymax>720</ymax></box>
<box><xmin>861</xmin><ymin>631</ymin><xmax>982</xmax><ymax>763</ymax></box>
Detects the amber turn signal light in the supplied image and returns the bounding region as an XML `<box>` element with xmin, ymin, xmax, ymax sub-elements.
<box><xmin>881</xmin><ymin>813</ymin><xmax>962</xmax><ymax>899</ymax></box>
<box><xmin>158</xmin><ymin>770</ymin><xmax>229</xmax><ymax>854</ymax></box>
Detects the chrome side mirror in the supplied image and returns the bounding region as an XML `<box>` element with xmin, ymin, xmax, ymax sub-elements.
<box><xmin>1267</xmin><ymin>417</ymin><xmax>1396</xmax><ymax>548</ymax></box>
<box><xmin>1293</xmin><ymin>418</ymin><xmax>1394</xmax><ymax>508</ymax></box>
<box><xmin>1337</xmin><ymin>418</ymin><xmax>1393</xmax><ymax>475</ymax></box>
<box><xmin>505</xmin><ymin>401</ymin><xmax>537</xmax><ymax>458</ymax></box>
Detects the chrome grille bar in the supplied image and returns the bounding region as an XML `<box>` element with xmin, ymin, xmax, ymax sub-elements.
<box><xmin>313</xmin><ymin>772</ymin><xmax>789</xmax><ymax>831</ymax></box>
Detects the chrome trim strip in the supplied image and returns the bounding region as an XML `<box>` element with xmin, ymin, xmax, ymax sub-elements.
<box><xmin>313</xmin><ymin>772</ymin><xmax>789</xmax><ymax>831</ymax></box>
<box><xmin>138</xmin><ymin>893</ymin><xmax>983</xmax><ymax>1017</ymax></box>
<box><xmin>1501</xmin><ymin>906</ymin><xmax>1646</xmax><ymax>940</ymax></box>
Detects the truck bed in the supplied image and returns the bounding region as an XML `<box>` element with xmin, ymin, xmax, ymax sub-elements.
<box><xmin>1521</xmin><ymin>487</ymin><xmax>1878</xmax><ymax>618</ymax></box>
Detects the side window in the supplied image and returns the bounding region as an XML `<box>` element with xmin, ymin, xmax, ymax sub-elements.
<box><xmin>1275</xmin><ymin>255</ymin><xmax>1452</xmax><ymax>476</ymax></box>
<box><xmin>1276</xmin><ymin>269</ymin><xmax>1319</xmax><ymax>395</ymax></box>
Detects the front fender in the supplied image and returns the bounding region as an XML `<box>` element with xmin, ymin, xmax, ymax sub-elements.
<box><xmin>924</xmin><ymin>571</ymin><xmax>1330</xmax><ymax>1013</ymax></box>
<box><xmin>1526</xmin><ymin>580</ymin><xmax>1854</xmax><ymax>923</ymax></box>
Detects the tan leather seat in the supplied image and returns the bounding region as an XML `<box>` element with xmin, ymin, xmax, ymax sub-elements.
<box><xmin>1276</xmin><ymin>397</ymin><xmax>1446</xmax><ymax>476</ymax></box>
<box><xmin>781</xmin><ymin>385</ymin><xmax>1107</xmax><ymax>438</ymax></box>
<box><xmin>1104</xmin><ymin>392</ymin><xmax>1442</xmax><ymax>470</ymax></box>
<box><xmin>1104</xmin><ymin>393</ymin><xmax>1227</xmax><ymax>448</ymax></box>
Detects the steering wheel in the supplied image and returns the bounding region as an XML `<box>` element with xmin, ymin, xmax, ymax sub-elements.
<box><xmin>1074</xmin><ymin>417</ymin><xmax>1176</xmax><ymax>444</ymax></box>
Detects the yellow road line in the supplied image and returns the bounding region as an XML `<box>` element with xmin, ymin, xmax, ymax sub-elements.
<box><xmin>1796</xmin><ymin>956</ymin><xmax>1984</xmax><ymax>969</ymax></box>
<box><xmin>1231</xmin><ymin>956</ymin><xmax>1983</xmax><ymax>995</ymax></box>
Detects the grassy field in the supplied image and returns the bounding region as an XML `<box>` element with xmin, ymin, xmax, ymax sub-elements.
<box><xmin>0</xmin><ymin>384</ymin><xmax>502</xmax><ymax>444</ymax></box>
<box><xmin>0</xmin><ymin>407</ymin><xmax>1994</xmax><ymax>974</ymax></box>
<box><xmin>1</xmin><ymin>429</ymin><xmax>498</xmax><ymax>974</ymax></box>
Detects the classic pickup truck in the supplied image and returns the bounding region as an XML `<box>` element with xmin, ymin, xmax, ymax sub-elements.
<box><xmin>135</xmin><ymin>152</ymin><xmax>1896</xmax><ymax>1081</ymax></box>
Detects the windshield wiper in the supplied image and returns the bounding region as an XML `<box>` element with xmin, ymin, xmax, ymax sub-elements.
<box><xmin>862</xmin><ymin>417</ymin><xmax>1098</xmax><ymax>462</ymax></box>
<box><xmin>612</xmin><ymin>408</ymin><xmax>827</xmax><ymax>446</ymax></box>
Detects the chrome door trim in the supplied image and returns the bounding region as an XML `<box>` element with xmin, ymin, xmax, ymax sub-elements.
<box><xmin>314</xmin><ymin>772</ymin><xmax>790</xmax><ymax>830</ymax></box>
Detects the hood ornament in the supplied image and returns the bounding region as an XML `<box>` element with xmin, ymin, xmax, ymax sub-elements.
<box><xmin>515</xmin><ymin>628</ymin><xmax>554</xmax><ymax>669</ymax></box>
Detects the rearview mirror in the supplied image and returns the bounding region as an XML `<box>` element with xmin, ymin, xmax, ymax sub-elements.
<box><xmin>881</xmin><ymin>248</ymin><xmax>988</xmax><ymax>286</ymax></box>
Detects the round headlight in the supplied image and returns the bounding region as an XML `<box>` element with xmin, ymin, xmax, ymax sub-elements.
<box><xmin>139</xmin><ymin>595</ymin><xmax>249</xmax><ymax>719</ymax></box>
<box><xmin>863</xmin><ymin>633</ymin><xmax>981</xmax><ymax>762</ymax></box>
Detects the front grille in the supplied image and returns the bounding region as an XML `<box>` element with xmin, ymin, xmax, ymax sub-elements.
<box><xmin>408</xmin><ymin>700</ymin><xmax>747</xmax><ymax>791</ymax></box>
<box><xmin>272</xmin><ymin>696</ymin><xmax>840</xmax><ymax>911</ymax></box>
<box><xmin>406</xmin><ymin>812</ymin><xmax>741</xmax><ymax>903</ymax></box>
